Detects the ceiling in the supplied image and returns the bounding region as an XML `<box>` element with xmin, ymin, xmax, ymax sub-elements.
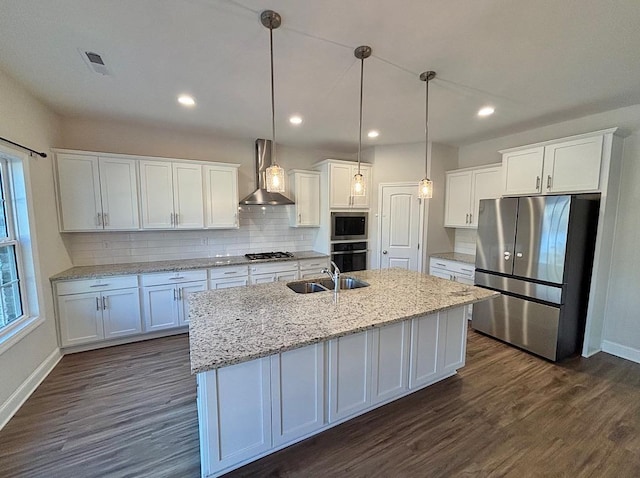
<box><xmin>1</xmin><ymin>0</ymin><xmax>640</xmax><ymax>152</ymax></box>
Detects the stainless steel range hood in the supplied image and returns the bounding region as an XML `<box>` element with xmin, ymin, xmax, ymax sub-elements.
<box><xmin>239</xmin><ymin>139</ymin><xmax>294</xmax><ymax>206</ymax></box>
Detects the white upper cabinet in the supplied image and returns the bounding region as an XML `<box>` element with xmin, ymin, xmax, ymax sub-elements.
<box><xmin>318</xmin><ymin>160</ymin><xmax>372</xmax><ymax>209</ymax></box>
<box><xmin>204</xmin><ymin>164</ymin><xmax>239</xmax><ymax>229</ymax></box>
<box><xmin>288</xmin><ymin>170</ymin><xmax>320</xmax><ymax>227</ymax></box>
<box><xmin>172</xmin><ymin>163</ymin><xmax>204</xmax><ymax>229</ymax></box>
<box><xmin>139</xmin><ymin>160</ymin><xmax>204</xmax><ymax>229</ymax></box>
<box><xmin>501</xmin><ymin>130</ymin><xmax>607</xmax><ymax>196</ymax></box>
<box><xmin>444</xmin><ymin>164</ymin><xmax>502</xmax><ymax>228</ymax></box>
<box><xmin>55</xmin><ymin>153</ymin><xmax>140</xmax><ymax>232</ymax></box>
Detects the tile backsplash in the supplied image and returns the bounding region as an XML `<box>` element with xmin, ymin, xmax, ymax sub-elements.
<box><xmin>454</xmin><ymin>229</ymin><xmax>477</xmax><ymax>256</ymax></box>
<box><xmin>63</xmin><ymin>206</ymin><xmax>319</xmax><ymax>266</ymax></box>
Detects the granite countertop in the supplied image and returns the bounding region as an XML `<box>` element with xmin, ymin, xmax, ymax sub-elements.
<box><xmin>50</xmin><ymin>251</ymin><xmax>329</xmax><ymax>281</ymax></box>
<box><xmin>430</xmin><ymin>252</ymin><xmax>476</xmax><ymax>265</ymax></box>
<box><xmin>188</xmin><ymin>268</ymin><xmax>498</xmax><ymax>374</ymax></box>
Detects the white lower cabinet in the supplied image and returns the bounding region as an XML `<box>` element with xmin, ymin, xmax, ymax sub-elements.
<box><xmin>298</xmin><ymin>258</ymin><xmax>330</xmax><ymax>279</ymax></box>
<box><xmin>198</xmin><ymin>358</ymin><xmax>272</xmax><ymax>476</ymax></box>
<box><xmin>56</xmin><ymin>277</ymin><xmax>142</xmax><ymax>347</ymax></box>
<box><xmin>249</xmin><ymin>262</ymin><xmax>299</xmax><ymax>285</ymax></box>
<box><xmin>328</xmin><ymin>331</ymin><xmax>373</xmax><ymax>422</ymax></box>
<box><xmin>271</xmin><ymin>343</ymin><xmax>325</xmax><ymax>446</ymax></box>
<box><xmin>371</xmin><ymin>321</ymin><xmax>411</xmax><ymax>404</ymax></box>
<box><xmin>197</xmin><ymin>307</ymin><xmax>468</xmax><ymax>477</ymax></box>
<box><xmin>141</xmin><ymin>271</ymin><xmax>208</xmax><ymax>331</ymax></box>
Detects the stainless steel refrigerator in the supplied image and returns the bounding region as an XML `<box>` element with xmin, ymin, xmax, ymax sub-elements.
<box><xmin>472</xmin><ymin>194</ymin><xmax>600</xmax><ymax>361</ymax></box>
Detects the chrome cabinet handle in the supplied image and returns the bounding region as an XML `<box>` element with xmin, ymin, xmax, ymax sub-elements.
<box><xmin>536</xmin><ymin>176</ymin><xmax>541</xmax><ymax>190</ymax></box>
<box><xmin>298</xmin><ymin>213</ymin><xmax>301</xmax><ymax>223</ymax></box>
<box><xmin>169</xmin><ymin>276</ymin><xmax>185</xmax><ymax>280</ymax></box>
<box><xmin>103</xmin><ymin>213</ymin><xmax>109</xmax><ymax>226</ymax></box>
<box><xmin>547</xmin><ymin>175</ymin><xmax>552</xmax><ymax>190</ymax></box>
<box><xmin>173</xmin><ymin>288</ymin><xmax>177</xmax><ymax>301</ymax></box>
<box><xmin>382</xmin><ymin>250</ymin><xmax>388</xmax><ymax>254</ymax></box>
<box><xmin>170</xmin><ymin>213</ymin><xmax>174</xmax><ymax>226</ymax></box>
<box><xmin>469</xmin><ymin>213</ymin><xmax>473</xmax><ymax>223</ymax></box>
<box><xmin>504</xmin><ymin>251</ymin><xmax>511</xmax><ymax>260</ymax></box>
<box><xmin>90</xmin><ymin>283</ymin><xmax>110</xmax><ymax>288</ymax></box>
<box><xmin>516</xmin><ymin>252</ymin><xmax>523</xmax><ymax>258</ymax></box>
<box><xmin>96</xmin><ymin>297</ymin><xmax>101</xmax><ymax>311</ymax></box>
<box><xmin>102</xmin><ymin>296</ymin><xmax>107</xmax><ymax>310</ymax></box>
<box><xmin>175</xmin><ymin>213</ymin><xmax>179</xmax><ymax>225</ymax></box>
<box><xmin>96</xmin><ymin>213</ymin><xmax>101</xmax><ymax>227</ymax></box>
<box><xmin>178</xmin><ymin>288</ymin><xmax>183</xmax><ymax>300</ymax></box>
<box><xmin>223</xmin><ymin>271</ymin><xmax>237</xmax><ymax>275</ymax></box>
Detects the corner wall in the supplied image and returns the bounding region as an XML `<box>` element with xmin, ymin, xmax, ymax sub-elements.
<box><xmin>0</xmin><ymin>69</ymin><xmax>69</xmax><ymax>426</ymax></box>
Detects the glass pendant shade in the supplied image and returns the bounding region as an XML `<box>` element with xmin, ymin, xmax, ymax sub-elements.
<box><xmin>418</xmin><ymin>177</ymin><xmax>433</xmax><ymax>199</ymax></box>
<box><xmin>352</xmin><ymin>172</ymin><xmax>366</xmax><ymax>197</ymax></box>
<box><xmin>265</xmin><ymin>163</ymin><xmax>285</xmax><ymax>193</ymax></box>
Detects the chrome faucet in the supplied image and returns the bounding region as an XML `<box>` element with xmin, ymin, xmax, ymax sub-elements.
<box><xmin>322</xmin><ymin>261</ymin><xmax>341</xmax><ymax>294</ymax></box>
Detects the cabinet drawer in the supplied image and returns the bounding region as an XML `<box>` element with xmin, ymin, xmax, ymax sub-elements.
<box><xmin>250</xmin><ymin>261</ymin><xmax>298</xmax><ymax>275</ymax></box>
<box><xmin>429</xmin><ymin>258</ymin><xmax>475</xmax><ymax>278</ymax></box>
<box><xmin>209</xmin><ymin>265</ymin><xmax>249</xmax><ymax>280</ymax></box>
<box><xmin>56</xmin><ymin>275</ymin><xmax>139</xmax><ymax>295</ymax></box>
<box><xmin>298</xmin><ymin>258</ymin><xmax>329</xmax><ymax>271</ymax></box>
<box><xmin>141</xmin><ymin>270</ymin><xmax>207</xmax><ymax>286</ymax></box>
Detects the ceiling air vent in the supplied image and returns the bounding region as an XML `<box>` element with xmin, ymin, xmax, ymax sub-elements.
<box><xmin>81</xmin><ymin>50</ymin><xmax>111</xmax><ymax>76</ymax></box>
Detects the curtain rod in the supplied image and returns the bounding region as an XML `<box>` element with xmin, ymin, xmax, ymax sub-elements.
<box><xmin>0</xmin><ymin>136</ymin><xmax>47</xmax><ymax>158</ymax></box>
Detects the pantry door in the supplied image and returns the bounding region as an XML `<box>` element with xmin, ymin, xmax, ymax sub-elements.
<box><xmin>379</xmin><ymin>184</ymin><xmax>423</xmax><ymax>272</ymax></box>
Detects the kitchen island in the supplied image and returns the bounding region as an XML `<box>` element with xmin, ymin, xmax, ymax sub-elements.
<box><xmin>189</xmin><ymin>268</ymin><xmax>498</xmax><ymax>477</ymax></box>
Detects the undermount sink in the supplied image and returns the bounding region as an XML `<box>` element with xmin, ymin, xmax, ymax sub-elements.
<box><xmin>287</xmin><ymin>277</ymin><xmax>370</xmax><ymax>294</ymax></box>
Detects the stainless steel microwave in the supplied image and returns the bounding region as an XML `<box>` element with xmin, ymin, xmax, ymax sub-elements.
<box><xmin>331</xmin><ymin>212</ymin><xmax>368</xmax><ymax>241</ymax></box>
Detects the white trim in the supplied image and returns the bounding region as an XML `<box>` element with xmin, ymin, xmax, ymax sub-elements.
<box><xmin>602</xmin><ymin>340</ymin><xmax>640</xmax><ymax>364</ymax></box>
<box><xmin>499</xmin><ymin>127</ymin><xmax>620</xmax><ymax>154</ymax></box>
<box><xmin>376</xmin><ymin>182</ymin><xmax>425</xmax><ymax>274</ymax></box>
<box><xmin>0</xmin><ymin>347</ymin><xmax>61</xmax><ymax>431</ymax></box>
<box><xmin>0</xmin><ymin>314</ymin><xmax>45</xmax><ymax>356</ymax></box>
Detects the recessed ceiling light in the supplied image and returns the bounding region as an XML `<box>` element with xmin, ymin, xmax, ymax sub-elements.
<box><xmin>367</xmin><ymin>130</ymin><xmax>379</xmax><ymax>138</ymax></box>
<box><xmin>178</xmin><ymin>94</ymin><xmax>196</xmax><ymax>107</ymax></box>
<box><xmin>478</xmin><ymin>106</ymin><xmax>495</xmax><ymax>117</ymax></box>
<box><xmin>289</xmin><ymin>115</ymin><xmax>303</xmax><ymax>125</ymax></box>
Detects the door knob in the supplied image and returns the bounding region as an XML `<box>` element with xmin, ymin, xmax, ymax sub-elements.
<box><xmin>382</xmin><ymin>250</ymin><xmax>388</xmax><ymax>254</ymax></box>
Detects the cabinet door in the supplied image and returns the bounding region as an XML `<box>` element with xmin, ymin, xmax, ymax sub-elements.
<box><xmin>55</xmin><ymin>154</ymin><xmax>102</xmax><ymax>231</ymax></box>
<box><xmin>204</xmin><ymin>165</ymin><xmax>238</xmax><ymax>229</ymax></box>
<box><xmin>142</xmin><ymin>284</ymin><xmax>180</xmax><ymax>331</ymax></box>
<box><xmin>172</xmin><ymin>163</ymin><xmax>204</xmax><ymax>229</ymax></box>
<box><xmin>57</xmin><ymin>292</ymin><xmax>104</xmax><ymax>346</ymax></box>
<box><xmin>328</xmin><ymin>331</ymin><xmax>372</xmax><ymax>422</ymax></box>
<box><xmin>351</xmin><ymin>165</ymin><xmax>371</xmax><ymax>209</ymax></box>
<box><xmin>294</xmin><ymin>173</ymin><xmax>320</xmax><ymax>227</ymax></box>
<box><xmin>409</xmin><ymin>314</ymin><xmax>439</xmax><ymax>389</ymax></box>
<box><xmin>198</xmin><ymin>358</ymin><xmax>272</xmax><ymax>475</ymax></box>
<box><xmin>502</xmin><ymin>147</ymin><xmax>544</xmax><ymax>195</ymax></box>
<box><xmin>430</xmin><ymin>268</ymin><xmax>453</xmax><ymax>281</ymax></box>
<box><xmin>437</xmin><ymin>307</ymin><xmax>467</xmax><ymax>374</ymax></box>
<box><xmin>470</xmin><ymin>166</ymin><xmax>502</xmax><ymax>227</ymax></box>
<box><xmin>209</xmin><ymin>277</ymin><xmax>249</xmax><ymax>290</ymax></box>
<box><xmin>178</xmin><ymin>281</ymin><xmax>207</xmax><ymax>326</ymax></box>
<box><xmin>250</xmin><ymin>273</ymin><xmax>277</xmax><ymax>285</ymax></box>
<box><xmin>543</xmin><ymin>135</ymin><xmax>603</xmax><ymax>193</ymax></box>
<box><xmin>139</xmin><ymin>161</ymin><xmax>174</xmax><ymax>229</ymax></box>
<box><xmin>271</xmin><ymin>343</ymin><xmax>324</xmax><ymax>446</ymax></box>
<box><xmin>98</xmin><ymin>157</ymin><xmax>140</xmax><ymax>230</ymax></box>
<box><xmin>444</xmin><ymin>171</ymin><xmax>473</xmax><ymax>227</ymax></box>
<box><xmin>370</xmin><ymin>321</ymin><xmax>410</xmax><ymax>404</ymax></box>
<box><xmin>275</xmin><ymin>271</ymin><xmax>298</xmax><ymax>282</ymax></box>
<box><xmin>329</xmin><ymin>163</ymin><xmax>353</xmax><ymax>208</ymax></box>
<box><xmin>102</xmin><ymin>288</ymin><xmax>142</xmax><ymax>338</ymax></box>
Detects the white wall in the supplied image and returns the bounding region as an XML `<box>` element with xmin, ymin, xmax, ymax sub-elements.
<box><xmin>0</xmin><ymin>69</ymin><xmax>69</xmax><ymax>416</ymax></box>
<box><xmin>367</xmin><ymin>141</ymin><xmax>456</xmax><ymax>270</ymax></box>
<box><xmin>458</xmin><ymin>104</ymin><xmax>640</xmax><ymax>360</ymax></box>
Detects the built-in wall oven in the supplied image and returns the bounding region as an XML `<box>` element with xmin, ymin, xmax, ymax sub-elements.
<box><xmin>331</xmin><ymin>241</ymin><xmax>367</xmax><ymax>272</ymax></box>
<box><xmin>331</xmin><ymin>212</ymin><xmax>368</xmax><ymax>241</ymax></box>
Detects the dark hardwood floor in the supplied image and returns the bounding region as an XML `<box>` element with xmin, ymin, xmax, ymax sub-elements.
<box><xmin>1</xmin><ymin>329</ymin><xmax>640</xmax><ymax>477</ymax></box>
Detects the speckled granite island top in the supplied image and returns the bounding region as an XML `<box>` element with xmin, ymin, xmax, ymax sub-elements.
<box><xmin>188</xmin><ymin>268</ymin><xmax>498</xmax><ymax>374</ymax></box>
<box><xmin>50</xmin><ymin>251</ymin><xmax>328</xmax><ymax>281</ymax></box>
<box><xmin>430</xmin><ymin>252</ymin><xmax>476</xmax><ymax>265</ymax></box>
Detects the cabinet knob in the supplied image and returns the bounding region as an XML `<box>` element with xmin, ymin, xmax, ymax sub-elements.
<box><xmin>382</xmin><ymin>250</ymin><xmax>388</xmax><ymax>254</ymax></box>
<box><xmin>516</xmin><ymin>252</ymin><xmax>523</xmax><ymax>258</ymax></box>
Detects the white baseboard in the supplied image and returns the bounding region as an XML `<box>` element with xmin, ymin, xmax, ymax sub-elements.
<box><xmin>602</xmin><ymin>340</ymin><xmax>640</xmax><ymax>364</ymax></box>
<box><xmin>0</xmin><ymin>347</ymin><xmax>62</xmax><ymax>431</ymax></box>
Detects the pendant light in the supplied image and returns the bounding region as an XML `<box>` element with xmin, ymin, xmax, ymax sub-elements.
<box><xmin>352</xmin><ymin>45</ymin><xmax>372</xmax><ymax>197</ymax></box>
<box><xmin>262</xmin><ymin>10</ymin><xmax>286</xmax><ymax>193</ymax></box>
<box><xmin>418</xmin><ymin>71</ymin><xmax>436</xmax><ymax>199</ymax></box>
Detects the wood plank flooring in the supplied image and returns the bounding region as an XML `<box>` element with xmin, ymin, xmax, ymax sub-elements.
<box><xmin>1</xmin><ymin>330</ymin><xmax>640</xmax><ymax>477</ymax></box>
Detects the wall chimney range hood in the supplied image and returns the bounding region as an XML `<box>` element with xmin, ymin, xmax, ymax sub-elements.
<box><xmin>239</xmin><ymin>139</ymin><xmax>294</xmax><ymax>206</ymax></box>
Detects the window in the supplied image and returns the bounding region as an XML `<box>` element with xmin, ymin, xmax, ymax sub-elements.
<box><xmin>0</xmin><ymin>160</ymin><xmax>25</xmax><ymax>329</ymax></box>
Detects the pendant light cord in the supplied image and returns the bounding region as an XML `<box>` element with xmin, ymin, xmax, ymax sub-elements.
<box><xmin>424</xmin><ymin>76</ymin><xmax>429</xmax><ymax>177</ymax></box>
<box><xmin>269</xmin><ymin>24</ymin><xmax>276</xmax><ymax>165</ymax></box>
<box><xmin>357</xmin><ymin>56</ymin><xmax>364</xmax><ymax>175</ymax></box>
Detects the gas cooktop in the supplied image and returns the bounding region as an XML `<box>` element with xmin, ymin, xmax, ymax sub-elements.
<box><xmin>245</xmin><ymin>251</ymin><xmax>295</xmax><ymax>261</ymax></box>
